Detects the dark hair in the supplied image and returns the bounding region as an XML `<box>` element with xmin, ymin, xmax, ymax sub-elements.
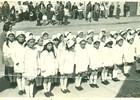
<box><xmin>42</xmin><ymin>42</ymin><xmax>56</xmax><ymax>58</ymax></box>
<box><xmin>6</xmin><ymin>33</ymin><xmax>15</xmax><ymax>47</ymax></box>
<box><xmin>104</xmin><ymin>41</ymin><xmax>113</xmax><ymax>47</ymax></box>
<box><xmin>3</xmin><ymin>23</ymin><xmax>10</xmax><ymax>32</ymax></box>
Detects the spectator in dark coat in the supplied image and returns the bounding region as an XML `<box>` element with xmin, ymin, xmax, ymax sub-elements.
<box><xmin>2</xmin><ymin>1</ymin><xmax>10</xmax><ymax>22</ymax></box>
<box><xmin>116</xmin><ymin>5</ymin><xmax>121</xmax><ymax>19</ymax></box>
<box><xmin>72</xmin><ymin>2</ymin><xmax>78</xmax><ymax>19</ymax></box>
<box><xmin>109</xmin><ymin>2</ymin><xmax>115</xmax><ymax>17</ymax></box>
<box><xmin>124</xmin><ymin>2</ymin><xmax>130</xmax><ymax>17</ymax></box>
<box><xmin>85</xmin><ymin>1</ymin><xmax>92</xmax><ymax>21</ymax></box>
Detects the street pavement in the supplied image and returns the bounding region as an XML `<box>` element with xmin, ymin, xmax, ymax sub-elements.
<box><xmin>0</xmin><ymin>16</ymin><xmax>140</xmax><ymax>98</ymax></box>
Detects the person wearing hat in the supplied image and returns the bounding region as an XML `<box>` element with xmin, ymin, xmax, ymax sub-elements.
<box><xmin>41</xmin><ymin>31</ymin><xmax>49</xmax><ymax>45</ymax></box>
<box><xmin>74</xmin><ymin>38</ymin><xmax>89</xmax><ymax>91</ymax></box>
<box><xmin>24</xmin><ymin>35</ymin><xmax>39</xmax><ymax>97</ymax></box>
<box><xmin>86</xmin><ymin>35</ymin><xmax>93</xmax><ymax>51</ymax></box>
<box><xmin>123</xmin><ymin>35</ymin><xmax>135</xmax><ymax>77</ymax></box>
<box><xmin>112</xmin><ymin>36</ymin><xmax>125</xmax><ymax>81</ymax></box>
<box><xmin>34</xmin><ymin>36</ymin><xmax>44</xmax><ymax>89</ymax></box>
<box><xmin>11</xmin><ymin>31</ymin><xmax>26</xmax><ymax>95</ymax></box>
<box><xmin>76</xmin><ymin>31</ymin><xmax>84</xmax><ymax>43</ymax></box>
<box><xmin>99</xmin><ymin>32</ymin><xmax>107</xmax><ymax>48</ymax></box>
<box><xmin>59</xmin><ymin>39</ymin><xmax>76</xmax><ymax>93</ymax></box>
<box><xmin>40</xmin><ymin>40</ymin><xmax>59</xmax><ymax>97</ymax></box>
<box><xmin>88</xmin><ymin>35</ymin><xmax>101</xmax><ymax>88</ymax></box>
<box><xmin>110</xmin><ymin>31</ymin><xmax>119</xmax><ymax>47</ymax></box>
<box><xmin>87</xmin><ymin>30</ymin><xmax>94</xmax><ymax>36</ymax></box>
<box><xmin>3</xmin><ymin>31</ymin><xmax>16</xmax><ymax>87</ymax></box>
<box><xmin>101</xmin><ymin>38</ymin><xmax>114</xmax><ymax>85</ymax></box>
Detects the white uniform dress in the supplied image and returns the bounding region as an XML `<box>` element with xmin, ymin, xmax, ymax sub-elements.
<box><xmin>75</xmin><ymin>46</ymin><xmax>89</xmax><ymax>74</ymax></box>
<box><xmin>59</xmin><ymin>50</ymin><xmax>75</xmax><ymax>74</ymax></box>
<box><xmin>12</xmin><ymin>41</ymin><xmax>25</xmax><ymax>73</ymax></box>
<box><xmin>3</xmin><ymin>41</ymin><xmax>14</xmax><ymax>67</ymax></box>
<box><xmin>113</xmin><ymin>45</ymin><xmax>124</xmax><ymax>65</ymax></box>
<box><xmin>89</xmin><ymin>47</ymin><xmax>103</xmax><ymax>70</ymax></box>
<box><xmin>40</xmin><ymin>51</ymin><xmax>59</xmax><ymax>77</ymax></box>
<box><xmin>24</xmin><ymin>47</ymin><xmax>39</xmax><ymax>79</ymax></box>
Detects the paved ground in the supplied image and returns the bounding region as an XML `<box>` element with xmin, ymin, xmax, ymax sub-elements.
<box><xmin>0</xmin><ymin>16</ymin><xmax>140</xmax><ymax>99</ymax></box>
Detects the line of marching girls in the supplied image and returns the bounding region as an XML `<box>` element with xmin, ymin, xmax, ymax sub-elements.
<box><xmin>2</xmin><ymin>27</ymin><xmax>140</xmax><ymax>97</ymax></box>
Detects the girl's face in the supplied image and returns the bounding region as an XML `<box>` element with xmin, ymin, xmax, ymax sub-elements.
<box><xmin>80</xmin><ymin>41</ymin><xmax>86</xmax><ymax>49</ymax></box>
<box><xmin>37</xmin><ymin>38</ymin><xmax>43</xmax><ymax>46</ymax></box>
<box><xmin>94</xmin><ymin>42</ymin><xmax>100</xmax><ymax>49</ymax></box>
<box><xmin>46</xmin><ymin>43</ymin><xmax>53</xmax><ymax>51</ymax></box>
<box><xmin>8</xmin><ymin>34</ymin><xmax>15</xmax><ymax>42</ymax></box>
<box><xmin>128</xmin><ymin>38</ymin><xmax>134</xmax><ymax>44</ymax></box>
<box><xmin>122</xmin><ymin>33</ymin><xmax>127</xmax><ymax>40</ymax></box>
<box><xmin>17</xmin><ymin>34</ymin><xmax>25</xmax><ymax>44</ymax></box>
<box><xmin>78</xmin><ymin>33</ymin><xmax>84</xmax><ymax>38</ymax></box>
<box><xmin>27</xmin><ymin>39</ymin><xmax>35</xmax><ymax>48</ymax></box>
<box><xmin>106</xmin><ymin>43</ymin><xmax>112</xmax><ymax>48</ymax></box>
<box><xmin>101</xmin><ymin>36</ymin><xmax>106</xmax><ymax>42</ymax></box>
<box><xmin>53</xmin><ymin>40</ymin><xmax>59</xmax><ymax>46</ymax></box>
<box><xmin>118</xmin><ymin>39</ymin><xmax>123</xmax><ymax>47</ymax></box>
<box><xmin>113</xmin><ymin>33</ymin><xmax>118</xmax><ymax>39</ymax></box>
<box><xmin>87</xmin><ymin>37</ymin><xmax>93</xmax><ymax>44</ymax></box>
<box><xmin>43</xmin><ymin>34</ymin><xmax>49</xmax><ymax>40</ymax></box>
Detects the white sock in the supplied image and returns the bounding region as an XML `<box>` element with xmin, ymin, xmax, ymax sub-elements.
<box><xmin>113</xmin><ymin>70</ymin><xmax>118</xmax><ymax>78</ymax></box>
<box><xmin>43</xmin><ymin>83</ymin><xmax>47</xmax><ymax>93</ymax></box>
<box><xmin>21</xmin><ymin>78</ymin><xmax>25</xmax><ymax>91</ymax></box>
<box><xmin>93</xmin><ymin>75</ymin><xmax>97</xmax><ymax>84</ymax></box>
<box><xmin>101</xmin><ymin>72</ymin><xmax>105</xmax><ymax>81</ymax></box>
<box><xmin>89</xmin><ymin>75</ymin><xmax>93</xmax><ymax>84</ymax></box>
<box><xmin>75</xmin><ymin>76</ymin><xmax>79</xmax><ymax>87</ymax></box>
<box><xmin>25</xmin><ymin>85</ymin><xmax>30</xmax><ymax>97</ymax></box>
<box><xmin>104</xmin><ymin>72</ymin><xmax>108</xmax><ymax>80</ymax></box>
<box><xmin>124</xmin><ymin>65</ymin><xmax>130</xmax><ymax>74</ymax></box>
<box><xmin>64</xmin><ymin>77</ymin><xmax>68</xmax><ymax>90</ymax></box>
<box><xmin>60</xmin><ymin>78</ymin><xmax>64</xmax><ymax>90</ymax></box>
<box><xmin>17</xmin><ymin>78</ymin><xmax>22</xmax><ymax>90</ymax></box>
<box><xmin>47</xmin><ymin>81</ymin><xmax>51</xmax><ymax>92</ymax></box>
<box><xmin>78</xmin><ymin>77</ymin><xmax>82</xmax><ymax>86</ymax></box>
<box><xmin>29</xmin><ymin>84</ymin><xmax>34</xmax><ymax>97</ymax></box>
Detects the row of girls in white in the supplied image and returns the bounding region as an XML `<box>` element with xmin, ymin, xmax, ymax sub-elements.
<box><xmin>2</xmin><ymin>28</ymin><xmax>140</xmax><ymax>97</ymax></box>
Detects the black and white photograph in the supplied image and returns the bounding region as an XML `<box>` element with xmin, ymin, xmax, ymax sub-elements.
<box><xmin>0</xmin><ymin>0</ymin><xmax>140</xmax><ymax>99</ymax></box>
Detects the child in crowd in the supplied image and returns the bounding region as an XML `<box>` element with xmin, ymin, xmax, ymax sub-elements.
<box><xmin>3</xmin><ymin>31</ymin><xmax>16</xmax><ymax>87</ymax></box>
<box><xmin>40</xmin><ymin>40</ymin><xmax>59</xmax><ymax>97</ymax></box>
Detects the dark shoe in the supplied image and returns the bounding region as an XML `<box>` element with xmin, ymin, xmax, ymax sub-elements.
<box><xmin>49</xmin><ymin>92</ymin><xmax>54</xmax><ymax>96</ymax></box>
<box><xmin>18</xmin><ymin>90</ymin><xmax>23</xmax><ymax>95</ymax></box>
<box><xmin>112</xmin><ymin>78</ymin><xmax>120</xmax><ymax>82</ymax></box>
<box><xmin>94</xmin><ymin>84</ymin><xmax>99</xmax><ymax>88</ymax></box>
<box><xmin>89</xmin><ymin>84</ymin><xmax>95</xmax><ymax>88</ymax></box>
<box><xmin>44</xmin><ymin>92</ymin><xmax>50</xmax><ymax>97</ymax></box>
<box><xmin>61</xmin><ymin>89</ymin><xmax>67</xmax><ymax>94</ymax></box>
<box><xmin>101</xmin><ymin>81</ymin><xmax>107</xmax><ymax>85</ymax></box>
<box><xmin>105</xmin><ymin>80</ymin><xmax>110</xmax><ymax>84</ymax></box>
<box><xmin>65</xmin><ymin>89</ymin><xmax>70</xmax><ymax>93</ymax></box>
<box><xmin>124</xmin><ymin>73</ymin><xmax>130</xmax><ymax>77</ymax></box>
<box><xmin>75</xmin><ymin>86</ymin><xmax>83</xmax><ymax>91</ymax></box>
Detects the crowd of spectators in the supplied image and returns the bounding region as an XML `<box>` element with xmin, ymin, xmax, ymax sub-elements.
<box><xmin>0</xmin><ymin>1</ymin><xmax>131</xmax><ymax>26</ymax></box>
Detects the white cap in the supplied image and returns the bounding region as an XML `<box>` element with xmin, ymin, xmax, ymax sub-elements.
<box><xmin>52</xmin><ymin>35</ymin><xmax>58</xmax><ymax>40</ymax></box>
<box><xmin>64</xmin><ymin>31</ymin><xmax>71</xmax><ymax>37</ymax></box>
<box><xmin>110</xmin><ymin>31</ymin><xmax>118</xmax><ymax>35</ymax></box>
<box><xmin>77</xmin><ymin>38</ymin><xmax>86</xmax><ymax>44</ymax></box>
<box><xmin>86</xmin><ymin>35</ymin><xmax>93</xmax><ymax>40</ymax></box>
<box><xmin>57</xmin><ymin>33</ymin><xmax>62</xmax><ymax>39</ymax></box>
<box><xmin>44</xmin><ymin>39</ymin><xmax>53</xmax><ymax>45</ymax></box>
<box><xmin>136</xmin><ymin>28</ymin><xmax>140</xmax><ymax>32</ymax></box>
<box><xmin>116</xmin><ymin>36</ymin><xmax>123</xmax><ymax>42</ymax></box>
<box><xmin>16</xmin><ymin>31</ymin><xmax>25</xmax><ymax>37</ymax></box>
<box><xmin>6</xmin><ymin>31</ymin><xmax>15</xmax><ymax>38</ymax></box>
<box><xmin>42</xmin><ymin>31</ymin><xmax>48</xmax><ymax>36</ymax></box>
<box><xmin>26</xmin><ymin>35</ymin><xmax>35</xmax><ymax>42</ymax></box>
<box><xmin>77</xmin><ymin>31</ymin><xmax>83</xmax><ymax>36</ymax></box>
<box><xmin>105</xmin><ymin>37</ymin><xmax>113</xmax><ymax>45</ymax></box>
<box><xmin>35</xmin><ymin>36</ymin><xmax>41</xmax><ymax>42</ymax></box>
<box><xmin>119</xmin><ymin>30</ymin><xmax>124</xmax><ymax>34</ymax></box>
<box><xmin>130</xmin><ymin>30</ymin><xmax>135</xmax><ymax>35</ymax></box>
<box><xmin>66</xmin><ymin>39</ymin><xmax>75</xmax><ymax>48</ymax></box>
<box><xmin>87</xmin><ymin>30</ymin><xmax>94</xmax><ymax>35</ymax></box>
<box><xmin>126</xmin><ymin>28</ymin><xmax>131</xmax><ymax>31</ymax></box>
<box><xmin>93</xmin><ymin>35</ymin><xmax>100</xmax><ymax>43</ymax></box>
<box><xmin>100</xmin><ymin>29</ymin><xmax>106</xmax><ymax>33</ymax></box>
<box><xmin>120</xmin><ymin>31</ymin><xmax>126</xmax><ymax>36</ymax></box>
<box><xmin>25</xmin><ymin>32</ymin><xmax>33</xmax><ymax>37</ymax></box>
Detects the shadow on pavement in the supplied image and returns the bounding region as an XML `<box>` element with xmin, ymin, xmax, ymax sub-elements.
<box><xmin>0</xmin><ymin>76</ymin><xmax>11</xmax><ymax>93</ymax></box>
<box><xmin>116</xmin><ymin>63</ymin><xmax>140</xmax><ymax>97</ymax></box>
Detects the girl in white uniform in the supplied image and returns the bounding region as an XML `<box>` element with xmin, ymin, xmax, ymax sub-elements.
<box><xmin>89</xmin><ymin>35</ymin><xmax>102</xmax><ymax>88</ymax></box>
<box><xmin>34</xmin><ymin>36</ymin><xmax>44</xmax><ymax>88</ymax></box>
<box><xmin>86</xmin><ymin>35</ymin><xmax>94</xmax><ymax>51</ymax></box>
<box><xmin>59</xmin><ymin>39</ymin><xmax>76</xmax><ymax>93</ymax></box>
<box><xmin>112</xmin><ymin>36</ymin><xmax>125</xmax><ymax>81</ymax></box>
<box><xmin>75</xmin><ymin>38</ymin><xmax>89</xmax><ymax>91</ymax></box>
<box><xmin>40</xmin><ymin>40</ymin><xmax>59</xmax><ymax>97</ymax></box>
<box><xmin>3</xmin><ymin>31</ymin><xmax>16</xmax><ymax>87</ymax></box>
<box><xmin>123</xmin><ymin>35</ymin><xmax>135</xmax><ymax>77</ymax></box>
<box><xmin>12</xmin><ymin>31</ymin><xmax>26</xmax><ymax>95</ymax></box>
<box><xmin>101</xmin><ymin>38</ymin><xmax>114</xmax><ymax>85</ymax></box>
<box><xmin>41</xmin><ymin>31</ymin><xmax>49</xmax><ymax>45</ymax></box>
<box><xmin>24</xmin><ymin>35</ymin><xmax>39</xmax><ymax>97</ymax></box>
